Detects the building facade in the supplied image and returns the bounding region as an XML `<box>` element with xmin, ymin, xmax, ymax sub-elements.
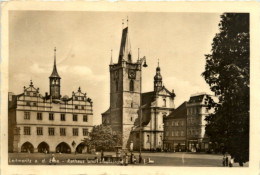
<box><xmin>186</xmin><ymin>93</ymin><xmax>212</xmax><ymax>152</ymax></box>
<box><xmin>8</xmin><ymin>50</ymin><xmax>94</xmax><ymax>153</ymax></box>
<box><xmin>102</xmin><ymin>25</ymin><xmax>175</xmax><ymax>150</ymax></box>
<box><xmin>163</xmin><ymin>102</ymin><xmax>187</xmax><ymax>152</ymax></box>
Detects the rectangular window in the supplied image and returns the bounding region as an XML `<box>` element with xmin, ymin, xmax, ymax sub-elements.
<box><xmin>83</xmin><ymin>115</ymin><xmax>88</xmax><ymax>122</ymax></box>
<box><xmin>75</xmin><ymin>105</ymin><xmax>78</xmax><ymax>109</ymax></box>
<box><xmin>37</xmin><ymin>113</ymin><xmax>42</xmax><ymax>120</ymax></box>
<box><xmin>33</xmin><ymin>102</ymin><xmax>37</xmax><ymax>106</ymax></box>
<box><xmin>33</xmin><ymin>92</ymin><xmax>37</xmax><ymax>97</ymax></box>
<box><xmin>24</xmin><ymin>127</ymin><xmax>31</xmax><ymax>135</ymax></box>
<box><xmin>60</xmin><ymin>128</ymin><xmax>66</xmax><ymax>136</ymax></box>
<box><xmin>60</xmin><ymin>114</ymin><xmax>66</xmax><ymax>121</ymax></box>
<box><xmin>26</xmin><ymin>101</ymin><xmax>30</xmax><ymax>106</ymax></box>
<box><xmin>83</xmin><ymin>128</ymin><xmax>88</xmax><ymax>136</ymax></box>
<box><xmin>49</xmin><ymin>113</ymin><xmax>54</xmax><ymax>120</ymax></box>
<box><xmin>73</xmin><ymin>115</ymin><xmax>78</xmax><ymax>121</ymax></box>
<box><xmin>136</xmin><ymin>133</ymin><xmax>139</xmax><ymax>138</ymax></box>
<box><xmin>24</xmin><ymin>112</ymin><xmax>30</xmax><ymax>120</ymax></box>
<box><xmin>81</xmin><ymin>106</ymin><xmax>85</xmax><ymax>110</ymax></box>
<box><xmin>73</xmin><ymin>128</ymin><xmax>78</xmax><ymax>136</ymax></box>
<box><xmin>166</xmin><ymin>131</ymin><xmax>169</xmax><ymax>136</ymax></box>
<box><xmin>48</xmin><ymin>128</ymin><xmax>55</xmax><ymax>136</ymax></box>
<box><xmin>37</xmin><ymin>127</ymin><xmax>43</xmax><ymax>135</ymax></box>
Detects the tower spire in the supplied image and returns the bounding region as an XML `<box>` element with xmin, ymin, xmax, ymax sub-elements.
<box><xmin>110</xmin><ymin>49</ymin><xmax>113</xmax><ymax>65</ymax></box>
<box><xmin>138</xmin><ymin>48</ymin><xmax>140</xmax><ymax>62</ymax></box>
<box><xmin>118</xmin><ymin>19</ymin><xmax>132</xmax><ymax>63</ymax></box>
<box><xmin>49</xmin><ymin>47</ymin><xmax>60</xmax><ymax>78</ymax></box>
<box><xmin>54</xmin><ymin>47</ymin><xmax>56</xmax><ymax>66</ymax></box>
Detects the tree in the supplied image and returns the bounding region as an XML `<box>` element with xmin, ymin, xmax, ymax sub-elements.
<box><xmin>83</xmin><ymin>124</ymin><xmax>122</xmax><ymax>151</ymax></box>
<box><xmin>202</xmin><ymin>13</ymin><xmax>249</xmax><ymax>166</ymax></box>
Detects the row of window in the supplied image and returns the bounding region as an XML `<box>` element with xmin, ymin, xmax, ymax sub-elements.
<box><xmin>187</xmin><ymin>107</ymin><xmax>209</xmax><ymax>115</ymax></box>
<box><xmin>73</xmin><ymin>96</ymin><xmax>86</xmax><ymax>101</ymax></box>
<box><xmin>24</xmin><ymin>102</ymin><xmax>87</xmax><ymax>110</ymax></box>
<box><xmin>24</xmin><ymin>127</ymin><xmax>89</xmax><ymax>136</ymax></box>
<box><xmin>187</xmin><ymin>117</ymin><xmax>200</xmax><ymax>126</ymax></box>
<box><xmin>165</xmin><ymin>120</ymin><xmax>184</xmax><ymax>127</ymax></box>
<box><xmin>165</xmin><ymin>131</ymin><xmax>185</xmax><ymax>137</ymax></box>
<box><xmin>115</xmin><ymin>80</ymin><xmax>134</xmax><ymax>92</ymax></box>
<box><xmin>24</xmin><ymin>112</ymin><xmax>88</xmax><ymax>122</ymax></box>
<box><xmin>24</xmin><ymin>92</ymin><xmax>37</xmax><ymax>97</ymax></box>
<box><xmin>187</xmin><ymin>130</ymin><xmax>200</xmax><ymax>136</ymax></box>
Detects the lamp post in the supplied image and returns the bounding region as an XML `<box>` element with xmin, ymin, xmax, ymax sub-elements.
<box><xmin>138</xmin><ymin>56</ymin><xmax>147</xmax><ymax>157</ymax></box>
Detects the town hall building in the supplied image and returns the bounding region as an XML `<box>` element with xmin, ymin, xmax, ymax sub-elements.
<box><xmin>8</xmin><ymin>48</ymin><xmax>94</xmax><ymax>153</ymax></box>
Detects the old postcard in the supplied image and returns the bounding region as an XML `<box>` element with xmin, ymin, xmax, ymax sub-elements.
<box><xmin>1</xmin><ymin>1</ymin><xmax>259</xmax><ymax>175</ymax></box>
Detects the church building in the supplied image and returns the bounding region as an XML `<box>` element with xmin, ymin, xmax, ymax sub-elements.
<box><xmin>8</xmin><ymin>48</ymin><xmax>94</xmax><ymax>153</ymax></box>
<box><xmin>102</xmin><ymin>23</ymin><xmax>176</xmax><ymax>150</ymax></box>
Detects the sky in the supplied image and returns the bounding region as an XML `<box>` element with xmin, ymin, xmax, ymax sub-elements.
<box><xmin>9</xmin><ymin>11</ymin><xmax>221</xmax><ymax>125</ymax></box>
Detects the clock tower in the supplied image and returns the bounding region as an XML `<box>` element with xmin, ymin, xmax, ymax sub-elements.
<box><xmin>49</xmin><ymin>47</ymin><xmax>61</xmax><ymax>100</ymax></box>
<box><xmin>109</xmin><ymin>26</ymin><xmax>142</xmax><ymax>148</ymax></box>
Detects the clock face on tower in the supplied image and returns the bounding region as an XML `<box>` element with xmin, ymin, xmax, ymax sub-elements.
<box><xmin>128</xmin><ymin>69</ymin><xmax>136</xmax><ymax>79</ymax></box>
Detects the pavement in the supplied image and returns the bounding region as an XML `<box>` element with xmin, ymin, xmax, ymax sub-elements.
<box><xmin>8</xmin><ymin>152</ymin><xmax>249</xmax><ymax>167</ymax></box>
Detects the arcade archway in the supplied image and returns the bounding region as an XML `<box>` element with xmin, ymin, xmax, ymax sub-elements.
<box><xmin>21</xmin><ymin>142</ymin><xmax>34</xmax><ymax>153</ymax></box>
<box><xmin>56</xmin><ymin>142</ymin><xmax>71</xmax><ymax>153</ymax></box>
<box><xmin>76</xmin><ymin>143</ymin><xmax>87</xmax><ymax>153</ymax></box>
<box><xmin>37</xmin><ymin>142</ymin><xmax>50</xmax><ymax>153</ymax></box>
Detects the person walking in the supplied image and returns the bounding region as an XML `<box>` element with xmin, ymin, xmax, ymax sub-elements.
<box><xmin>222</xmin><ymin>155</ymin><xmax>226</xmax><ymax>167</ymax></box>
<box><xmin>229</xmin><ymin>156</ymin><xmax>233</xmax><ymax>167</ymax></box>
<box><xmin>225</xmin><ymin>154</ymin><xmax>229</xmax><ymax>167</ymax></box>
<box><xmin>125</xmin><ymin>153</ymin><xmax>129</xmax><ymax>166</ymax></box>
<box><xmin>101</xmin><ymin>150</ymin><xmax>104</xmax><ymax>162</ymax></box>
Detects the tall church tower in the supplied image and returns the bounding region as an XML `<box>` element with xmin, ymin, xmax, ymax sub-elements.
<box><xmin>49</xmin><ymin>47</ymin><xmax>61</xmax><ymax>99</ymax></box>
<box><xmin>154</xmin><ymin>61</ymin><xmax>163</xmax><ymax>92</ymax></box>
<box><xmin>109</xmin><ymin>25</ymin><xmax>142</xmax><ymax>148</ymax></box>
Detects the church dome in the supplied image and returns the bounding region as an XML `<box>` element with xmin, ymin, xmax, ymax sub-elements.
<box><xmin>62</xmin><ymin>95</ymin><xmax>69</xmax><ymax>100</ymax></box>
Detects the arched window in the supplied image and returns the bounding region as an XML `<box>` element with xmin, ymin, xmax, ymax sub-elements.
<box><xmin>116</xmin><ymin>81</ymin><xmax>118</xmax><ymax>92</ymax></box>
<box><xmin>130</xmin><ymin>80</ymin><xmax>134</xmax><ymax>92</ymax></box>
<box><xmin>163</xmin><ymin>98</ymin><xmax>166</xmax><ymax>107</ymax></box>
